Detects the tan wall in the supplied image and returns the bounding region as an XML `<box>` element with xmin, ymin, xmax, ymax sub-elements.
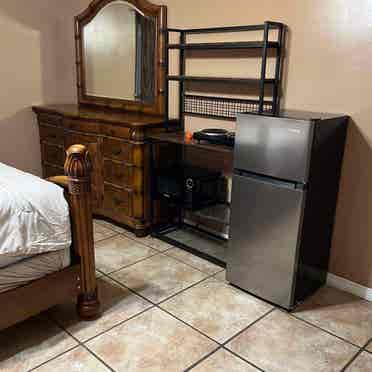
<box><xmin>0</xmin><ymin>0</ymin><xmax>66</xmax><ymax>176</ymax></box>
<box><xmin>49</xmin><ymin>0</ymin><xmax>372</xmax><ymax>287</ymax></box>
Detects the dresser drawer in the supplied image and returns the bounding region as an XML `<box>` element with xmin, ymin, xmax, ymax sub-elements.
<box><xmin>64</xmin><ymin>118</ymin><xmax>100</xmax><ymax>134</ymax></box>
<box><xmin>103</xmin><ymin>138</ymin><xmax>132</xmax><ymax>162</ymax></box>
<box><xmin>101</xmin><ymin>125</ymin><xmax>131</xmax><ymax>139</ymax></box>
<box><xmin>104</xmin><ymin>184</ymin><xmax>132</xmax><ymax>217</ymax></box>
<box><xmin>39</xmin><ymin>124</ymin><xmax>64</xmax><ymax>145</ymax></box>
<box><xmin>38</xmin><ymin>113</ymin><xmax>62</xmax><ymax>126</ymax></box>
<box><xmin>42</xmin><ymin>143</ymin><xmax>65</xmax><ymax>166</ymax></box>
<box><xmin>104</xmin><ymin>160</ymin><xmax>132</xmax><ymax>187</ymax></box>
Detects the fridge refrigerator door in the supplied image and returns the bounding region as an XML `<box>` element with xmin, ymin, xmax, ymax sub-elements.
<box><xmin>234</xmin><ymin>114</ymin><xmax>314</xmax><ymax>183</ymax></box>
<box><xmin>227</xmin><ymin>173</ymin><xmax>306</xmax><ymax>309</ymax></box>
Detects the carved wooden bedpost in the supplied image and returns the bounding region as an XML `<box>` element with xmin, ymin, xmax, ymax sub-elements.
<box><xmin>64</xmin><ymin>144</ymin><xmax>100</xmax><ymax>320</ymax></box>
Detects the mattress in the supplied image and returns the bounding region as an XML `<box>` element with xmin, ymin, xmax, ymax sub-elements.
<box><xmin>0</xmin><ymin>253</ymin><xmax>39</xmax><ymax>269</ymax></box>
<box><xmin>0</xmin><ymin>247</ymin><xmax>71</xmax><ymax>294</ymax></box>
<box><xmin>0</xmin><ymin>162</ymin><xmax>71</xmax><ymax>257</ymax></box>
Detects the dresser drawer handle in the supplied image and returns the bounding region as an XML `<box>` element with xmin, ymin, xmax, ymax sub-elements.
<box><xmin>113</xmin><ymin>148</ymin><xmax>122</xmax><ymax>156</ymax></box>
<box><xmin>113</xmin><ymin>197</ymin><xmax>123</xmax><ymax>205</ymax></box>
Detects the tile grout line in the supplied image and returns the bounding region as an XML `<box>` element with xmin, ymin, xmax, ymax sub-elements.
<box><xmin>77</xmin><ymin>305</ymin><xmax>157</xmax><ymax>345</ymax></box>
<box><xmin>223</xmin><ymin>347</ymin><xmax>268</xmax><ymax>372</ymax></box>
<box><xmin>94</xmin><ymin>233</ymin><xmax>119</xmax><ymax>245</ymax></box>
<box><xmin>222</xmin><ymin>307</ymin><xmax>276</xmax><ymax>347</ymax></box>
<box><xmin>155</xmin><ymin>273</ymin><xmax>218</xmax><ymax>306</ymax></box>
<box><xmin>162</xmin><ymin>249</ymin><xmax>225</xmax><ymax>276</ymax></box>
<box><xmin>80</xmin><ymin>344</ymin><xmax>118</xmax><ymax>372</ymax></box>
<box><xmin>339</xmin><ymin>336</ymin><xmax>372</xmax><ymax>371</ymax></box>
<box><xmin>94</xmin><ymin>221</ymin><xmax>170</xmax><ymax>251</ymax></box>
<box><xmin>95</xmin><ymin>221</ymin><xmax>224</xmax><ymax>277</ymax></box>
<box><xmin>158</xmin><ymin>306</ymin><xmax>224</xmax><ymax>345</ymax></box>
<box><xmin>339</xmin><ymin>337</ymin><xmax>372</xmax><ymax>372</ymax></box>
<box><xmin>59</xmin><ymin>223</ymin><xmax>372</xmax><ymax>371</ymax></box>
<box><xmin>181</xmin><ymin>308</ymin><xmax>275</xmax><ymax>371</ymax></box>
<box><xmin>105</xmin><ymin>268</ymin><xmax>214</xmax><ymax>309</ymax></box>
<box><xmin>43</xmin><ymin>269</ymin><xmax>363</xmax><ymax>372</ymax></box>
<box><xmin>184</xmin><ymin>346</ymin><xmax>267</xmax><ymax>372</ymax></box>
<box><xmin>85</xmin><ymin>270</ymin><xmax>231</xmax><ymax>346</ymax></box>
<box><xmin>96</xmin><ymin>230</ymin><xmax>224</xmax><ymax>279</ymax></box>
<box><xmin>184</xmin><ymin>308</ymin><xmax>275</xmax><ymax>372</ymax></box>
<box><xmin>27</xmin><ymin>343</ymin><xmax>81</xmax><ymax>372</ymax></box>
<box><xmin>42</xmin><ymin>313</ymin><xmax>118</xmax><ymax>372</ymax></box>
<box><xmin>183</xmin><ymin>346</ymin><xmax>223</xmax><ymax>371</ymax></box>
<box><xmin>99</xmin><ymin>250</ymin><xmax>162</xmax><ymax>276</ymax></box>
<box><xmin>95</xmin><ymin>256</ymin><xmax>321</xmax><ymax>372</ymax></box>
<box><xmin>73</xmin><ymin>271</ymin><xmax>216</xmax><ymax>345</ymax></box>
<box><xmin>363</xmin><ymin>337</ymin><xmax>372</xmax><ymax>354</ymax></box>
<box><xmin>109</xmin><ymin>228</ymin><xmax>188</xmax><ymax>254</ymax></box>
<box><xmin>289</xmin><ymin>311</ymin><xmax>364</xmax><ymax>350</ymax></box>
<box><xmin>222</xmin><ymin>348</ymin><xmax>268</xmax><ymax>372</ymax></box>
<box><xmin>101</xmin><ymin>249</ymin><xmax>222</xmax><ymax>279</ymax></box>
<box><xmin>96</xmin><ymin>221</ymin><xmax>225</xmax><ymax>270</ymax></box>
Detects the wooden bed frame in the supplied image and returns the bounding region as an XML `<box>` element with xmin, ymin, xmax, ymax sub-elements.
<box><xmin>0</xmin><ymin>145</ymin><xmax>100</xmax><ymax>331</ymax></box>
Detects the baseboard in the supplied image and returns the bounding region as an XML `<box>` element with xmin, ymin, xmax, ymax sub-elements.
<box><xmin>327</xmin><ymin>273</ymin><xmax>372</xmax><ymax>302</ymax></box>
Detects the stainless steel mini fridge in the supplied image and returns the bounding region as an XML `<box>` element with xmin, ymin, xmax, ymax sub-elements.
<box><xmin>227</xmin><ymin>111</ymin><xmax>348</xmax><ymax>309</ymax></box>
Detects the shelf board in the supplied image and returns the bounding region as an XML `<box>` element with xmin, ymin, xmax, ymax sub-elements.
<box><xmin>150</xmin><ymin>131</ymin><xmax>234</xmax><ymax>155</ymax></box>
<box><xmin>167</xmin><ymin>75</ymin><xmax>275</xmax><ymax>85</ymax></box>
<box><xmin>167</xmin><ymin>41</ymin><xmax>279</xmax><ymax>50</ymax></box>
<box><xmin>167</xmin><ymin>22</ymin><xmax>284</xmax><ymax>35</ymax></box>
<box><xmin>181</xmin><ymin>24</ymin><xmax>281</xmax><ymax>34</ymax></box>
<box><xmin>192</xmin><ymin>204</ymin><xmax>231</xmax><ymax>225</ymax></box>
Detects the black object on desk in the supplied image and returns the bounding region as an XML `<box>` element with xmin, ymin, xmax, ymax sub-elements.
<box><xmin>156</xmin><ymin>165</ymin><xmax>221</xmax><ymax>211</ymax></box>
<box><xmin>193</xmin><ymin>128</ymin><xmax>235</xmax><ymax>147</ymax></box>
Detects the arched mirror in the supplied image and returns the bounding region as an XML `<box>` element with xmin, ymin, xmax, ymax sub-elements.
<box><xmin>75</xmin><ymin>0</ymin><xmax>167</xmax><ymax>115</ymax></box>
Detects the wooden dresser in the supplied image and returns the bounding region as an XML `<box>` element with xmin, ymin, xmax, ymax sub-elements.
<box><xmin>33</xmin><ymin>104</ymin><xmax>168</xmax><ymax>237</ymax></box>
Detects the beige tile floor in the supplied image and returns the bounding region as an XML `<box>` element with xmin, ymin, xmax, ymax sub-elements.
<box><xmin>0</xmin><ymin>219</ymin><xmax>371</xmax><ymax>371</ymax></box>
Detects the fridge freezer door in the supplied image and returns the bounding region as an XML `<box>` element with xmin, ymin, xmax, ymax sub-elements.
<box><xmin>227</xmin><ymin>174</ymin><xmax>305</xmax><ymax>309</ymax></box>
<box><xmin>234</xmin><ymin>114</ymin><xmax>314</xmax><ymax>183</ymax></box>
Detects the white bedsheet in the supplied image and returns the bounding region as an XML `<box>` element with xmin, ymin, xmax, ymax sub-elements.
<box><xmin>0</xmin><ymin>163</ymin><xmax>71</xmax><ymax>259</ymax></box>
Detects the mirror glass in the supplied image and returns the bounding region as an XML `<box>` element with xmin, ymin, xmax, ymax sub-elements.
<box><xmin>83</xmin><ymin>0</ymin><xmax>156</xmax><ymax>102</ymax></box>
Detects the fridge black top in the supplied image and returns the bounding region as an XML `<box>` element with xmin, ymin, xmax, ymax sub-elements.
<box><xmin>279</xmin><ymin>110</ymin><xmax>348</xmax><ymax>121</ymax></box>
<box><xmin>238</xmin><ymin>110</ymin><xmax>348</xmax><ymax>122</ymax></box>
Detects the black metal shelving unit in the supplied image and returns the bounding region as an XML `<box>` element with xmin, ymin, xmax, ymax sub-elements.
<box><xmin>164</xmin><ymin>20</ymin><xmax>286</xmax><ymax>127</ymax></box>
<box><xmin>153</xmin><ymin>21</ymin><xmax>286</xmax><ymax>266</ymax></box>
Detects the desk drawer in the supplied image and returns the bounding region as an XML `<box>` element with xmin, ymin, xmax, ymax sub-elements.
<box><xmin>103</xmin><ymin>138</ymin><xmax>132</xmax><ymax>162</ymax></box>
<box><xmin>104</xmin><ymin>184</ymin><xmax>132</xmax><ymax>218</ymax></box>
<box><xmin>104</xmin><ymin>160</ymin><xmax>132</xmax><ymax>187</ymax></box>
<box><xmin>42</xmin><ymin>143</ymin><xmax>65</xmax><ymax>166</ymax></box>
<box><xmin>39</xmin><ymin>124</ymin><xmax>64</xmax><ymax>145</ymax></box>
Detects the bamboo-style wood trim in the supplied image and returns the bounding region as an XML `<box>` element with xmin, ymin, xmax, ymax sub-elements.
<box><xmin>64</xmin><ymin>144</ymin><xmax>101</xmax><ymax>319</ymax></box>
<box><xmin>48</xmin><ymin>175</ymin><xmax>69</xmax><ymax>189</ymax></box>
<box><xmin>75</xmin><ymin>0</ymin><xmax>167</xmax><ymax>116</ymax></box>
<box><xmin>0</xmin><ymin>145</ymin><xmax>100</xmax><ymax>330</ymax></box>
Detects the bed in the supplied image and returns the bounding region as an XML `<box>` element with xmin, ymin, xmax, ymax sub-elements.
<box><xmin>0</xmin><ymin>144</ymin><xmax>100</xmax><ymax>330</ymax></box>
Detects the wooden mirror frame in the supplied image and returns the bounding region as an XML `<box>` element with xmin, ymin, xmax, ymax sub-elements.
<box><xmin>75</xmin><ymin>0</ymin><xmax>167</xmax><ymax>115</ymax></box>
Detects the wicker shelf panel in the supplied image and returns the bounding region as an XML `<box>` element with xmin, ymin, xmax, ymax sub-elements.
<box><xmin>184</xmin><ymin>94</ymin><xmax>273</xmax><ymax>120</ymax></box>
